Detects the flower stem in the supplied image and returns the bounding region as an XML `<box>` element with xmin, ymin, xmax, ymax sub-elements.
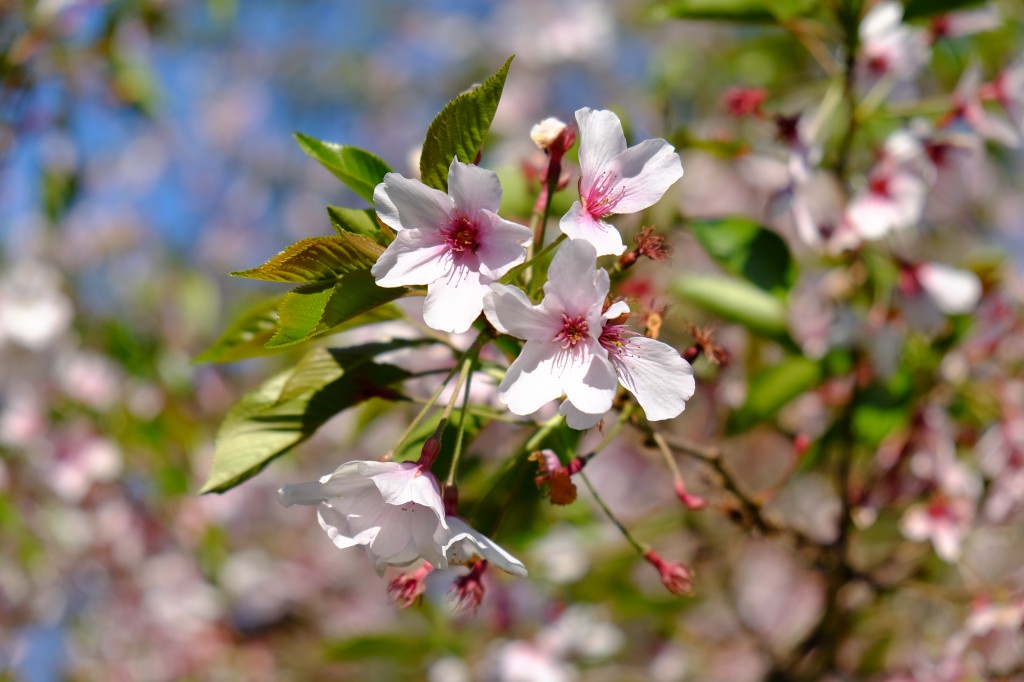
<box><xmin>579</xmin><ymin>471</ymin><xmax>649</xmax><ymax>556</ymax></box>
<box><xmin>501</xmin><ymin>233</ymin><xmax>567</xmax><ymax>289</ymax></box>
<box><xmin>385</xmin><ymin>331</ymin><xmax>491</xmax><ymax>460</ymax></box>
<box><xmin>445</xmin><ymin>354</ymin><xmax>477</xmax><ymax>486</ymax></box>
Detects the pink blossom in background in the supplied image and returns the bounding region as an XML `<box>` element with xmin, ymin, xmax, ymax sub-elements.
<box><xmin>859</xmin><ymin>1</ymin><xmax>930</xmax><ymax>81</ymax></box>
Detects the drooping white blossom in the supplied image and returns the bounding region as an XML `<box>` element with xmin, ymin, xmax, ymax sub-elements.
<box><xmin>559</xmin><ymin>108</ymin><xmax>683</xmax><ymax>256</ymax></box>
<box><xmin>484</xmin><ymin>239</ymin><xmax>618</xmax><ymax>420</ymax></box>
<box><xmin>278</xmin><ymin>460</ymin><xmax>449</xmax><ymax>573</ymax></box>
<box><xmin>371</xmin><ymin>159</ymin><xmax>532</xmax><ymax>333</ymax></box>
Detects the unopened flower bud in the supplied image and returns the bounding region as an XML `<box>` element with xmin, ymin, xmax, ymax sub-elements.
<box><xmin>721</xmin><ymin>87</ymin><xmax>767</xmax><ymax>118</ymax></box>
<box><xmin>645</xmin><ymin>549</ymin><xmax>694</xmax><ymax>597</ymax></box>
<box><xmin>418</xmin><ymin>418</ymin><xmax>447</xmax><ymax>468</ymax></box>
<box><xmin>531</xmin><ymin>117</ymin><xmax>569</xmax><ymax>151</ymax></box>
<box><xmin>674</xmin><ymin>480</ymin><xmax>707</xmax><ymax>510</ymax></box>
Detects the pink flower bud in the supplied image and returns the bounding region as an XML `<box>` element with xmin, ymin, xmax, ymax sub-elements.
<box><xmin>418</xmin><ymin>419</ymin><xmax>447</xmax><ymax>469</ymax></box>
<box><xmin>674</xmin><ymin>480</ymin><xmax>707</xmax><ymax>511</ymax></box>
<box><xmin>645</xmin><ymin>550</ymin><xmax>694</xmax><ymax>597</ymax></box>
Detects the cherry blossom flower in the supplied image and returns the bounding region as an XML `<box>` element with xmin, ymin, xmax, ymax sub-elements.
<box><xmin>485</xmin><ymin>240</ymin><xmax>694</xmax><ymax>428</ymax></box>
<box><xmin>976</xmin><ymin>413</ymin><xmax>1024</xmax><ymax>522</ymax></box>
<box><xmin>900</xmin><ymin>494</ymin><xmax>975</xmax><ymax>562</ymax></box>
<box><xmin>278</xmin><ymin>460</ymin><xmax>450</xmax><ymax>573</ymax></box>
<box><xmin>859</xmin><ymin>1</ymin><xmax>930</xmax><ymax>81</ymax></box>
<box><xmin>988</xmin><ymin>57</ymin><xmax>1024</xmax><ymax>139</ymax></box>
<box><xmin>483</xmin><ymin>239</ymin><xmax>618</xmax><ymax>420</ymax></box>
<box><xmin>842</xmin><ymin>131</ymin><xmax>932</xmax><ymax>241</ymax></box>
<box><xmin>561</xmin><ymin>299</ymin><xmax>694</xmax><ymax>429</ymax></box>
<box><xmin>929</xmin><ymin>5</ymin><xmax>1002</xmax><ymax>41</ymax></box>
<box><xmin>371</xmin><ymin>158</ymin><xmax>532</xmax><ymax>333</ymax></box>
<box><xmin>560</xmin><ymin>108</ymin><xmax>683</xmax><ymax>256</ymax></box>
<box><xmin>944</xmin><ymin>62</ymin><xmax>1020</xmax><ymax>147</ymax></box>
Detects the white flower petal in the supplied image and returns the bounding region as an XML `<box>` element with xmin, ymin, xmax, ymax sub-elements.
<box><xmin>475</xmin><ymin>210</ymin><xmax>532</xmax><ymax>280</ymax></box>
<box><xmin>444</xmin><ymin>516</ymin><xmax>527</xmax><ymax>577</ymax></box>
<box><xmin>576</xmin><ymin>108</ymin><xmax>627</xmax><ymax>184</ymax></box>
<box><xmin>371</xmin><ymin>229</ymin><xmax>451</xmax><ymax>287</ymax></box>
<box><xmin>605</xmin><ymin>137</ymin><xmax>683</xmax><ymax>214</ymax></box>
<box><xmin>558</xmin><ymin>399</ymin><xmax>604</xmax><ymax>429</ymax></box>
<box><xmin>423</xmin><ymin>265</ymin><xmax>487</xmax><ymax>333</ymax></box>
<box><xmin>498</xmin><ymin>340</ymin><xmax>570</xmax><ymax>415</ymax></box>
<box><xmin>484</xmin><ymin>283</ymin><xmax>559</xmax><ymax>339</ymax></box>
<box><xmin>368</xmin><ymin>462</ymin><xmax>447</xmax><ymax>523</ymax></box>
<box><xmin>447</xmin><ymin>159</ymin><xmax>503</xmax><ymax>216</ymax></box>
<box><xmin>561</xmin><ymin>345</ymin><xmax>617</xmax><ymax>415</ymax></box>
<box><xmin>603</xmin><ymin>300</ymin><xmax>630</xmax><ymax>321</ymax></box>
<box><xmin>611</xmin><ymin>336</ymin><xmax>695</xmax><ymax>421</ymax></box>
<box><xmin>558</xmin><ymin>201</ymin><xmax>626</xmax><ymax>256</ymax></box>
<box><xmin>860</xmin><ymin>1</ymin><xmax>902</xmax><ymax>40</ymax></box>
<box><xmin>543</xmin><ymin>239</ymin><xmax>611</xmax><ymax>315</ymax></box>
<box><xmin>917</xmin><ymin>263</ymin><xmax>982</xmax><ymax>315</ymax></box>
<box><xmin>374</xmin><ymin>172</ymin><xmax>452</xmax><ymax>233</ymax></box>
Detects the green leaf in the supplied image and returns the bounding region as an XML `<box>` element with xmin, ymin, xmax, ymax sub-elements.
<box><xmin>903</xmin><ymin>0</ymin><xmax>985</xmax><ymax>20</ymax></box>
<box><xmin>728</xmin><ymin>356</ymin><xmax>823</xmax><ymax>432</ymax></box>
<box><xmin>268</xmin><ymin>270</ymin><xmax>409</xmax><ymax>349</ymax></box>
<box><xmin>293</xmin><ymin>133</ymin><xmax>391</xmax><ymax>203</ymax></box>
<box><xmin>419</xmin><ymin>56</ymin><xmax>513</xmax><ymax>191</ymax></box>
<box><xmin>326</xmin><ymin>205</ymin><xmax>391</xmax><ymax>246</ymax></box>
<box><xmin>689</xmin><ymin>217</ymin><xmax>796</xmax><ymax>296</ymax></box>
<box><xmin>673</xmin><ymin>274</ymin><xmax>793</xmax><ymax>344</ymax></box>
<box><xmin>201</xmin><ymin>343</ymin><xmax>418</xmax><ymax>493</ymax></box>
<box><xmin>231</xmin><ymin>234</ymin><xmax>384</xmax><ymax>284</ymax></box>
<box><xmin>194</xmin><ymin>296</ymin><xmax>282</xmax><ymax>363</ymax></box>
<box><xmin>651</xmin><ymin>0</ymin><xmax>819</xmax><ymax>22</ymax></box>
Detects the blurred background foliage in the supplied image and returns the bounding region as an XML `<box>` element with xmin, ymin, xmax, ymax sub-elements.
<box><xmin>2</xmin><ymin>0</ymin><xmax>1024</xmax><ymax>680</ymax></box>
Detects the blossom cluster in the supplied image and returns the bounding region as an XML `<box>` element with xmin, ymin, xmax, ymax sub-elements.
<box><xmin>279</xmin><ymin>107</ymin><xmax>693</xmax><ymax>601</ymax></box>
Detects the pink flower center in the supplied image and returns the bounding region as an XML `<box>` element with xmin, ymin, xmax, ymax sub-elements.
<box><xmin>868</xmin><ymin>173</ymin><xmax>891</xmax><ymax>197</ymax></box>
<box><xmin>554</xmin><ymin>314</ymin><xmax>590</xmax><ymax>348</ymax></box>
<box><xmin>598</xmin><ymin>322</ymin><xmax>629</xmax><ymax>357</ymax></box>
<box><xmin>581</xmin><ymin>172</ymin><xmax>625</xmax><ymax>219</ymax></box>
<box><xmin>443</xmin><ymin>215</ymin><xmax>480</xmax><ymax>253</ymax></box>
<box><xmin>867</xmin><ymin>54</ymin><xmax>889</xmax><ymax>75</ymax></box>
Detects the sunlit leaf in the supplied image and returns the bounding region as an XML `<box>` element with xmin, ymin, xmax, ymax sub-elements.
<box><xmin>326</xmin><ymin>205</ymin><xmax>391</xmax><ymax>245</ymax></box>
<box><xmin>194</xmin><ymin>296</ymin><xmax>282</xmax><ymax>363</ymax></box>
<box><xmin>267</xmin><ymin>270</ymin><xmax>409</xmax><ymax>349</ymax></box>
<box><xmin>651</xmin><ymin>0</ymin><xmax>819</xmax><ymax>22</ymax></box>
<box><xmin>201</xmin><ymin>342</ymin><xmax>422</xmax><ymax>493</ymax></box>
<box><xmin>689</xmin><ymin>217</ymin><xmax>796</xmax><ymax>297</ymax></box>
<box><xmin>673</xmin><ymin>274</ymin><xmax>793</xmax><ymax>344</ymax></box>
<box><xmin>231</xmin><ymin>234</ymin><xmax>383</xmax><ymax>284</ymax></box>
<box><xmin>294</xmin><ymin>133</ymin><xmax>391</xmax><ymax>203</ymax></box>
<box><xmin>728</xmin><ymin>356</ymin><xmax>823</xmax><ymax>432</ymax></box>
<box><xmin>419</xmin><ymin>56</ymin><xmax>513</xmax><ymax>191</ymax></box>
